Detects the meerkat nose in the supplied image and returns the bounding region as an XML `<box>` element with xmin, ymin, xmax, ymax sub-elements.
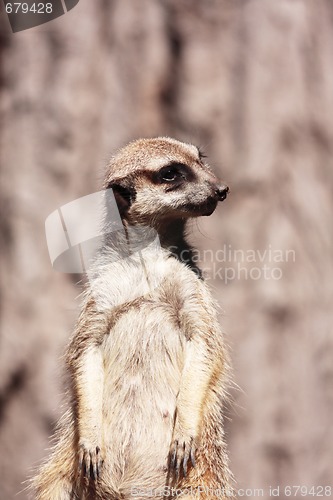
<box><xmin>215</xmin><ymin>185</ymin><xmax>229</xmax><ymax>201</ymax></box>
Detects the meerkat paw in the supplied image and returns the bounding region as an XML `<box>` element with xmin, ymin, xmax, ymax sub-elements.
<box><xmin>169</xmin><ymin>429</ymin><xmax>197</xmax><ymax>480</ymax></box>
<box><xmin>78</xmin><ymin>441</ymin><xmax>104</xmax><ymax>481</ymax></box>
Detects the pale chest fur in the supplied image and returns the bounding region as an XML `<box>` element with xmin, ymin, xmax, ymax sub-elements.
<box><xmin>91</xmin><ymin>248</ymin><xmax>210</xmax><ymax>488</ymax></box>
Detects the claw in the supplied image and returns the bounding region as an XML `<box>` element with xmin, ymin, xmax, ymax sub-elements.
<box><xmin>91</xmin><ymin>460</ymin><xmax>97</xmax><ymax>480</ymax></box>
<box><xmin>190</xmin><ymin>447</ymin><xmax>196</xmax><ymax>468</ymax></box>
<box><xmin>96</xmin><ymin>447</ymin><xmax>101</xmax><ymax>477</ymax></box>
<box><xmin>78</xmin><ymin>444</ymin><xmax>103</xmax><ymax>481</ymax></box>
<box><xmin>78</xmin><ymin>449</ymin><xmax>84</xmax><ymax>475</ymax></box>
<box><xmin>85</xmin><ymin>454</ymin><xmax>90</xmax><ymax>478</ymax></box>
<box><xmin>175</xmin><ymin>455</ymin><xmax>181</xmax><ymax>482</ymax></box>
<box><xmin>183</xmin><ymin>453</ymin><xmax>188</xmax><ymax>477</ymax></box>
<box><xmin>169</xmin><ymin>435</ymin><xmax>197</xmax><ymax>483</ymax></box>
<box><xmin>171</xmin><ymin>440</ymin><xmax>178</xmax><ymax>468</ymax></box>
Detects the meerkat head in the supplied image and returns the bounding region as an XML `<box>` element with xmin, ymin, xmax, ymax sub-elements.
<box><xmin>104</xmin><ymin>137</ymin><xmax>229</xmax><ymax>229</ymax></box>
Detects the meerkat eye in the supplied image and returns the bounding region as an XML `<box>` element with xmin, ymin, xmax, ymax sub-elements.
<box><xmin>158</xmin><ymin>164</ymin><xmax>187</xmax><ymax>183</ymax></box>
<box><xmin>162</xmin><ymin>168</ymin><xmax>179</xmax><ymax>181</ymax></box>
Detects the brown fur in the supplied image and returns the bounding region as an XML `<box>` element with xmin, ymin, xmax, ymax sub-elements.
<box><xmin>32</xmin><ymin>137</ymin><xmax>234</xmax><ymax>499</ymax></box>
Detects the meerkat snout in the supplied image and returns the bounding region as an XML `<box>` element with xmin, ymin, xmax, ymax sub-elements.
<box><xmin>216</xmin><ymin>184</ymin><xmax>229</xmax><ymax>201</ymax></box>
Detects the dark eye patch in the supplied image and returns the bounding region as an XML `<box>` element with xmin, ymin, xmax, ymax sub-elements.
<box><xmin>159</xmin><ymin>165</ymin><xmax>183</xmax><ymax>182</ymax></box>
<box><xmin>106</xmin><ymin>182</ymin><xmax>136</xmax><ymax>216</ymax></box>
<box><xmin>154</xmin><ymin>162</ymin><xmax>196</xmax><ymax>184</ymax></box>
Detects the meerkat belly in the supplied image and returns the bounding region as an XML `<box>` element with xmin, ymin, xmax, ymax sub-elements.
<box><xmin>101</xmin><ymin>300</ymin><xmax>185</xmax><ymax>489</ymax></box>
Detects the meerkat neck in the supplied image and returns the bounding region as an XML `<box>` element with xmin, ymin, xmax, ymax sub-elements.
<box><xmin>157</xmin><ymin>219</ymin><xmax>188</xmax><ymax>252</ymax></box>
<box><xmin>156</xmin><ymin>219</ymin><xmax>203</xmax><ymax>279</ymax></box>
<box><xmin>103</xmin><ymin>219</ymin><xmax>202</xmax><ymax>279</ymax></box>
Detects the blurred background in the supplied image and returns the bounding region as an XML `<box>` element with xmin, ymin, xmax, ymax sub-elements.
<box><xmin>0</xmin><ymin>0</ymin><xmax>333</xmax><ymax>498</ymax></box>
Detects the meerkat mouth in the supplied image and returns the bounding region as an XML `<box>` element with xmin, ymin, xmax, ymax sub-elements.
<box><xmin>184</xmin><ymin>198</ymin><xmax>219</xmax><ymax>217</ymax></box>
<box><xmin>201</xmin><ymin>199</ymin><xmax>218</xmax><ymax>216</ymax></box>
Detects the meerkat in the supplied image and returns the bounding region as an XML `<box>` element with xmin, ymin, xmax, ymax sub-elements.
<box><xmin>32</xmin><ymin>137</ymin><xmax>233</xmax><ymax>500</ymax></box>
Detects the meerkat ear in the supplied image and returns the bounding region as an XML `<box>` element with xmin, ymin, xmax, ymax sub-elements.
<box><xmin>107</xmin><ymin>182</ymin><xmax>136</xmax><ymax>216</ymax></box>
